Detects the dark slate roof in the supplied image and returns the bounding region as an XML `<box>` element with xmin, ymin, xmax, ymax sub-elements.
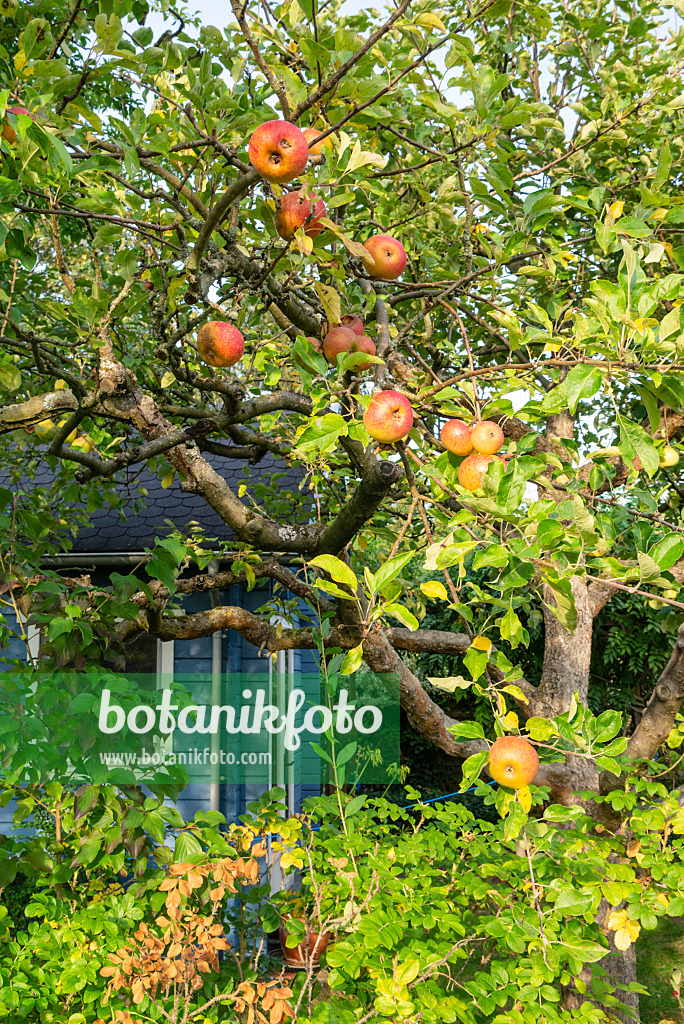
<box><xmin>5</xmin><ymin>453</ymin><xmax>303</xmax><ymax>554</ymax></box>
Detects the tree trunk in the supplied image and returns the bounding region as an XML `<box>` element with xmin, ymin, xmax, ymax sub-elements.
<box><xmin>562</xmin><ymin>897</ymin><xmax>640</xmax><ymax>1022</ymax></box>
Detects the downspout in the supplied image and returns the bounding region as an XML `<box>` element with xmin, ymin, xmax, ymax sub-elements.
<box><xmin>208</xmin><ymin>560</ymin><xmax>222</xmax><ymax>813</ymax></box>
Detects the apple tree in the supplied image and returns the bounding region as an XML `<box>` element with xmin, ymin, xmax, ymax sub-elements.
<box><xmin>2</xmin><ymin>0</ymin><xmax>684</xmax><ymax>1015</ymax></box>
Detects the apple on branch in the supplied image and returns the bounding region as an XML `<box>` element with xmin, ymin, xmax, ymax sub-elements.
<box><xmin>248</xmin><ymin>120</ymin><xmax>309</xmax><ymax>184</ymax></box>
<box><xmin>302</xmin><ymin>127</ymin><xmax>333</xmax><ymax>165</ymax></box>
<box><xmin>197</xmin><ymin>322</ymin><xmax>245</xmax><ymax>368</ymax></box>
<box><xmin>364</xmin><ymin>390</ymin><xmax>413</xmax><ymax>443</ymax></box>
<box><xmin>322</xmin><ymin>327</ymin><xmax>376</xmax><ymax>370</ymax></box>
<box><xmin>458</xmin><ymin>453</ymin><xmax>502</xmax><ymax>491</ymax></box>
<box><xmin>275</xmin><ymin>190</ymin><xmax>327</xmax><ymax>241</ymax></box>
<box><xmin>334</xmin><ymin>314</ymin><xmax>365</xmax><ymax>336</ymax></box>
<box><xmin>488</xmin><ymin>736</ymin><xmax>539</xmax><ymax>789</ymax></box>
<box><xmin>361</xmin><ymin>234</ymin><xmax>407</xmax><ymax>280</ymax></box>
<box><xmin>660</xmin><ymin>446</ymin><xmax>680</xmax><ymax>468</ymax></box>
<box><xmin>471</xmin><ymin>420</ymin><xmax>505</xmax><ymax>455</ymax></box>
<box><xmin>441</xmin><ymin>419</ymin><xmax>473</xmax><ymax>456</ymax></box>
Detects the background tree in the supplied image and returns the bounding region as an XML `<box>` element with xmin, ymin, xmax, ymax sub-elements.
<box><xmin>2</xmin><ymin>0</ymin><xmax>684</xmax><ymax>1015</ymax></box>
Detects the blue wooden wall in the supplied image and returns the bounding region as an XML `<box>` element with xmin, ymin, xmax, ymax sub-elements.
<box><xmin>0</xmin><ymin>584</ymin><xmax>322</xmax><ymax>835</ymax></box>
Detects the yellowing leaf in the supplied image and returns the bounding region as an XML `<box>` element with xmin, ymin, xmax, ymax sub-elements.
<box><xmin>420</xmin><ymin>580</ymin><xmax>449</xmax><ymax>601</ymax></box>
<box><xmin>415</xmin><ymin>11</ymin><xmax>447</xmax><ymax>31</ymax></box>
<box><xmin>614</xmin><ymin>927</ymin><xmax>633</xmax><ymax>951</ymax></box>
<box><xmin>160</xmin><ymin>370</ymin><xmax>176</xmax><ymax>388</ymax></box>
<box><xmin>427</xmin><ymin>675</ymin><xmax>472</xmax><ymax>691</ymax></box>
<box><xmin>313</xmin><ymin>281</ymin><xmax>342</xmax><ymax>325</ymax></box>
<box><xmin>161</xmin><ymin>471</ymin><xmax>174</xmax><ymax>489</ymax></box>
<box><xmin>470</xmin><ymin>635</ymin><xmax>492</xmax><ymax>653</ymax></box>
<box><xmin>502</xmin><ymin>684</ymin><xmax>529</xmax><ymax>704</ymax></box>
<box><xmin>501</xmin><ymin>711</ymin><xmax>519</xmax><ymax>731</ymax></box>
<box><xmin>607</xmin><ymin>909</ymin><xmax>628</xmax><ymax>931</ymax></box>
<box><xmin>518</xmin><ymin>785</ymin><xmax>532</xmax><ymax>812</ymax></box>
<box><xmin>341</xmin><ymin>642</ymin><xmax>364</xmax><ymax>675</ymax></box>
<box><xmin>609</xmin><ymin>200</ymin><xmax>624</xmax><ymax>219</ymax></box>
<box><xmin>345</xmin><ymin>140</ymin><xmax>388</xmax><ymax>175</ymax></box>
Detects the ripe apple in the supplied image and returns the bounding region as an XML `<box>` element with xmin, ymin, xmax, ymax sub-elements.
<box><xmin>458</xmin><ymin>453</ymin><xmax>501</xmax><ymax>491</ymax></box>
<box><xmin>471</xmin><ymin>420</ymin><xmax>505</xmax><ymax>455</ymax></box>
<box><xmin>197</xmin><ymin>322</ymin><xmax>245</xmax><ymax>367</ymax></box>
<box><xmin>349</xmin><ymin>335</ymin><xmax>376</xmax><ymax>371</ymax></box>
<box><xmin>322</xmin><ymin>326</ymin><xmax>356</xmax><ymax>363</ymax></box>
<box><xmin>2</xmin><ymin>105</ymin><xmax>31</xmax><ymax>144</ymax></box>
<box><xmin>441</xmin><ymin>419</ymin><xmax>473</xmax><ymax>456</ymax></box>
<box><xmin>340</xmin><ymin>314</ymin><xmax>365</xmax><ymax>336</ymax></box>
<box><xmin>363</xmin><ymin>390</ymin><xmax>413</xmax><ymax>443</ymax></box>
<box><xmin>488</xmin><ymin>736</ymin><xmax>539</xmax><ymax>789</ymax></box>
<box><xmin>275</xmin><ymin>190</ymin><xmax>326</xmax><ymax>241</ymax></box>
<box><xmin>361</xmin><ymin>234</ymin><xmax>407</xmax><ymax>280</ymax></box>
<box><xmin>248</xmin><ymin>120</ymin><xmax>309</xmax><ymax>184</ymax></box>
<box><xmin>302</xmin><ymin>127</ymin><xmax>332</xmax><ymax>164</ymax></box>
<box><xmin>660</xmin><ymin>446</ymin><xmax>680</xmax><ymax>468</ymax></box>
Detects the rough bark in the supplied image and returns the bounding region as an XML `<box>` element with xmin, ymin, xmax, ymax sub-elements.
<box><xmin>624</xmin><ymin>621</ymin><xmax>684</xmax><ymax>761</ymax></box>
<box><xmin>535</xmin><ymin>577</ymin><xmax>595</xmax><ymax>715</ymax></box>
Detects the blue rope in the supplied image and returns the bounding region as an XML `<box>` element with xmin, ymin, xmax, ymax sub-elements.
<box><xmin>307</xmin><ymin>780</ymin><xmax>497</xmax><ymax>830</ymax></box>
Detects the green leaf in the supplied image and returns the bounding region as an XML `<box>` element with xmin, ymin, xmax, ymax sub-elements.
<box><xmin>595</xmin><ymin>709</ymin><xmax>622</xmax><ymax>742</ymax></box>
<box><xmin>384</xmin><ymin>603</ymin><xmax>419</xmax><ymax>630</ymax></box>
<box><xmin>651</xmin><ymin>534</ymin><xmax>684</xmax><ymax>570</ymax></box>
<box><xmin>563</xmin><ymin>364</ymin><xmax>603</xmax><ymax>414</ymax></box>
<box><xmin>615</xmin><ymin>216</ymin><xmax>652</xmax><ymax>238</ymax></box>
<box><xmin>618</xmin><ymin>415</ymin><xmax>660</xmax><ymax>477</ymax></box>
<box><xmin>369</xmin><ymin>551</ymin><xmax>414</xmax><ymax>594</ymax></box>
<box><xmin>526</xmin><ymin>717</ymin><xmax>558</xmax><ymax>741</ymax></box>
<box><xmin>498</xmin><ymin>607</ymin><xmax>525</xmax><ymax>649</ymax></box>
<box><xmin>49</xmin><ymin>618</ymin><xmax>74</xmax><ymax>640</ymax></box>
<box><xmin>344</xmin><ymin>794</ymin><xmax>367</xmax><ymax>818</ymax></box>
<box><xmin>340</xmin><ymin>642</ymin><xmax>363</xmax><ymax>675</ymax></box>
<box><xmin>448</xmin><ymin>720</ymin><xmax>485</xmax><ymax>740</ymax></box>
<box><xmin>296</xmin><ymin>413</ymin><xmax>348</xmax><ymax>454</ymax></box>
<box><xmin>336</xmin><ymin>741</ymin><xmax>358</xmax><ymax>766</ymax></box>
<box><xmin>42</xmin><ymin>129</ymin><xmax>74</xmax><ymax>175</ymax></box>
<box><xmin>542</xmin><ymin>575</ymin><xmax>577</xmax><ymax>631</ymax></box>
<box><xmin>459</xmin><ymin>750</ymin><xmax>488</xmax><ymax>790</ymax></box>
<box><xmin>310</xmin><ymin>742</ymin><xmax>333</xmax><ymax>764</ymax></box>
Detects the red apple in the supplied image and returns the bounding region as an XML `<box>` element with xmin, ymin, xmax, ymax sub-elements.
<box><xmin>322</xmin><ymin>326</ymin><xmax>356</xmax><ymax>363</ymax></box>
<box><xmin>2</xmin><ymin>105</ymin><xmax>31</xmax><ymax>144</ymax></box>
<box><xmin>340</xmin><ymin>314</ymin><xmax>364</xmax><ymax>336</ymax></box>
<box><xmin>441</xmin><ymin>419</ymin><xmax>473</xmax><ymax>456</ymax></box>
<box><xmin>275</xmin><ymin>190</ymin><xmax>326</xmax><ymax>241</ymax></box>
<box><xmin>302</xmin><ymin>127</ymin><xmax>332</xmax><ymax>165</ymax></box>
<box><xmin>197</xmin><ymin>322</ymin><xmax>245</xmax><ymax>367</ymax></box>
<box><xmin>349</xmin><ymin>335</ymin><xmax>376</xmax><ymax>371</ymax></box>
<box><xmin>458</xmin><ymin>453</ymin><xmax>501</xmax><ymax>491</ymax></box>
<box><xmin>248</xmin><ymin>120</ymin><xmax>309</xmax><ymax>184</ymax></box>
<box><xmin>363</xmin><ymin>390</ymin><xmax>413</xmax><ymax>443</ymax></box>
<box><xmin>362</xmin><ymin>234</ymin><xmax>407</xmax><ymax>280</ymax></box>
<box><xmin>488</xmin><ymin>736</ymin><xmax>539</xmax><ymax>789</ymax></box>
<box><xmin>471</xmin><ymin>420</ymin><xmax>505</xmax><ymax>455</ymax></box>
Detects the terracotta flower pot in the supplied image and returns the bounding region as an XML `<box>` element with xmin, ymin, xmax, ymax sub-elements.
<box><xmin>279</xmin><ymin>920</ymin><xmax>331</xmax><ymax>969</ymax></box>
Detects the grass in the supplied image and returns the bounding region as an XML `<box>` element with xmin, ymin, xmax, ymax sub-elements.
<box><xmin>637</xmin><ymin>915</ymin><xmax>684</xmax><ymax>1023</ymax></box>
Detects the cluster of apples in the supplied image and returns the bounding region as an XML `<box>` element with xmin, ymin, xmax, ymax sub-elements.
<box><xmin>441</xmin><ymin>417</ymin><xmax>506</xmax><ymax>492</ymax></box>
<box><xmin>248</xmin><ymin>119</ymin><xmax>407</xmax><ymax>280</ymax></box>
<box><xmin>297</xmin><ymin>313</ymin><xmax>414</xmax><ymax>443</ymax></box>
